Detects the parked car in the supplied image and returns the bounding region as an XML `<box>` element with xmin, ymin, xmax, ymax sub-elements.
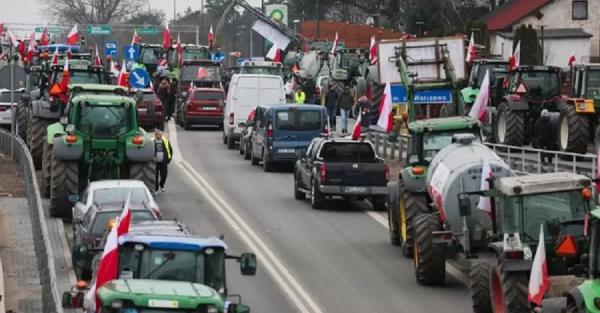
<box><xmin>294</xmin><ymin>137</ymin><xmax>389</xmax><ymax>210</ymax></box>
<box><xmin>134</xmin><ymin>88</ymin><xmax>165</xmax><ymax>131</ymax></box>
<box><xmin>239</xmin><ymin>108</ymin><xmax>256</xmax><ymax>160</ymax></box>
<box><xmin>71</xmin><ymin>180</ymin><xmax>160</xmax><ymax>221</ymax></box>
<box><xmin>177</xmin><ymin>87</ymin><xmax>225</xmax><ymax>129</ymax></box>
<box><xmin>223</xmin><ymin>74</ymin><xmax>286</xmax><ymax>149</ymax></box>
<box><xmin>250</xmin><ymin>104</ymin><xmax>328</xmax><ymax>171</ymax></box>
<box><xmin>0</xmin><ymin>88</ymin><xmax>24</xmax><ymax>128</ymax></box>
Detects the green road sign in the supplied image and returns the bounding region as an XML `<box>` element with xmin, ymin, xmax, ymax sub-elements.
<box><xmin>35</xmin><ymin>27</ymin><xmax>62</xmax><ymax>33</ymax></box>
<box><xmin>136</xmin><ymin>26</ymin><xmax>160</xmax><ymax>35</ymax></box>
<box><xmin>87</xmin><ymin>25</ymin><xmax>112</xmax><ymax>35</ymax></box>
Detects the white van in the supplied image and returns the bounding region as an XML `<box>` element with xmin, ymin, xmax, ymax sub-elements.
<box><xmin>223</xmin><ymin>74</ymin><xmax>286</xmax><ymax>149</ymax></box>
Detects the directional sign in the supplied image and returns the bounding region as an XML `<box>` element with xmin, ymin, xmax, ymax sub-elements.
<box><xmin>129</xmin><ymin>68</ymin><xmax>150</xmax><ymax>88</ymax></box>
<box><xmin>104</xmin><ymin>42</ymin><xmax>118</xmax><ymax>58</ymax></box>
<box><xmin>391</xmin><ymin>84</ymin><xmax>453</xmax><ymax>104</ymax></box>
<box><xmin>136</xmin><ymin>26</ymin><xmax>160</xmax><ymax>35</ymax></box>
<box><xmin>35</xmin><ymin>26</ymin><xmax>62</xmax><ymax>33</ymax></box>
<box><xmin>87</xmin><ymin>25</ymin><xmax>112</xmax><ymax>35</ymax></box>
<box><xmin>123</xmin><ymin>45</ymin><xmax>140</xmax><ymax>61</ymax></box>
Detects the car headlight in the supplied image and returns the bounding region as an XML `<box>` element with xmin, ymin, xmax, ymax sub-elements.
<box><xmin>206</xmin><ymin>305</ymin><xmax>218</xmax><ymax>313</ymax></box>
<box><xmin>111</xmin><ymin>300</ymin><xmax>123</xmax><ymax>309</ymax></box>
<box><xmin>181</xmin><ymin>91</ymin><xmax>188</xmax><ymax>97</ymax></box>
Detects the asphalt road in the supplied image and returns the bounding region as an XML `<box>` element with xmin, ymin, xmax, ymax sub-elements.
<box><xmin>159</xmin><ymin>121</ymin><xmax>472</xmax><ymax>313</ymax></box>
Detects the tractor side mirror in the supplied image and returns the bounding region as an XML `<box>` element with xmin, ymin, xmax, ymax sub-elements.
<box><xmin>240</xmin><ymin>253</ymin><xmax>257</xmax><ymax>276</ymax></box>
<box><xmin>458</xmin><ymin>194</ymin><xmax>472</xmax><ymax>217</ymax></box>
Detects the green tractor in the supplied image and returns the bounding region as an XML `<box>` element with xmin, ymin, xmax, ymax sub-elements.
<box><xmin>42</xmin><ymin>89</ymin><xmax>156</xmax><ymax>217</ymax></box>
<box><xmin>461</xmin><ymin>59</ymin><xmax>509</xmax><ymax>114</ymax></box>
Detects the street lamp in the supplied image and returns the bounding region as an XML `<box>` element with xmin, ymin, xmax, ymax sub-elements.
<box><xmin>539</xmin><ymin>25</ymin><xmax>546</xmax><ymax>65</ymax></box>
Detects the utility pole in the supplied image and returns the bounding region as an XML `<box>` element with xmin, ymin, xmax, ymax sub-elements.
<box><xmin>540</xmin><ymin>25</ymin><xmax>545</xmax><ymax>65</ymax></box>
<box><xmin>173</xmin><ymin>0</ymin><xmax>177</xmax><ymax>21</ymax></box>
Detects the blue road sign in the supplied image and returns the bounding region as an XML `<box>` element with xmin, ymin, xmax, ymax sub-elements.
<box><xmin>104</xmin><ymin>42</ymin><xmax>117</xmax><ymax>57</ymax></box>
<box><xmin>391</xmin><ymin>84</ymin><xmax>453</xmax><ymax>104</ymax></box>
<box><xmin>123</xmin><ymin>45</ymin><xmax>140</xmax><ymax>61</ymax></box>
<box><xmin>129</xmin><ymin>68</ymin><xmax>150</xmax><ymax>88</ymax></box>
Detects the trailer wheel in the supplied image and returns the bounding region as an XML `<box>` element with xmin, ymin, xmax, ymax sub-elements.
<box><xmin>41</xmin><ymin>138</ymin><xmax>52</xmax><ymax>198</ymax></box>
<box><xmin>489</xmin><ymin>258</ymin><xmax>528</xmax><ymax>313</ymax></box>
<box><xmin>413</xmin><ymin>213</ymin><xmax>445</xmax><ymax>285</ymax></box>
<box><xmin>129</xmin><ymin>162</ymin><xmax>156</xmax><ymax>192</ymax></box>
<box><xmin>470</xmin><ymin>259</ymin><xmax>492</xmax><ymax>313</ymax></box>
<box><xmin>494</xmin><ymin>102</ymin><xmax>525</xmax><ymax>146</ymax></box>
<box><xmin>402</xmin><ymin>193</ymin><xmax>427</xmax><ymax>258</ymax></box>
<box><xmin>386</xmin><ymin>182</ymin><xmax>400</xmax><ymax>246</ymax></box>
<box><xmin>49</xmin><ymin>156</ymin><xmax>79</xmax><ymax>218</ymax></box>
<box><xmin>558</xmin><ymin>103</ymin><xmax>589</xmax><ymax>154</ymax></box>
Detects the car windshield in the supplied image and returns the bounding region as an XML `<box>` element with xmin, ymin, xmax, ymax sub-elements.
<box><xmin>193</xmin><ymin>91</ymin><xmax>224</xmax><ymax>101</ymax></box>
<box><xmin>275</xmin><ymin>110</ymin><xmax>322</xmax><ymax>131</ymax></box>
<box><xmin>92</xmin><ymin>210</ymin><xmax>155</xmax><ymax>235</ymax></box>
<box><xmin>502</xmin><ymin>190</ymin><xmax>586</xmax><ymax>242</ymax></box>
<box><xmin>118</xmin><ymin>246</ymin><xmax>226</xmax><ymax>292</ymax></box>
<box><xmin>586</xmin><ymin>69</ymin><xmax>600</xmax><ymax>98</ymax></box>
<box><xmin>0</xmin><ymin>93</ymin><xmax>21</xmax><ymax>103</ymax></box>
<box><xmin>78</xmin><ymin>105</ymin><xmax>131</xmax><ymax>138</ymax></box>
<box><xmin>181</xmin><ymin>65</ymin><xmax>220</xmax><ymax>81</ymax></box>
<box><xmin>319</xmin><ymin>143</ymin><xmax>376</xmax><ymax>163</ymax></box>
<box><xmin>520</xmin><ymin>71</ymin><xmax>559</xmax><ymax>99</ymax></box>
<box><xmin>422</xmin><ymin>131</ymin><xmax>479</xmax><ymax>162</ymax></box>
<box><xmin>240</xmin><ymin>66</ymin><xmax>283</xmax><ymax>77</ymax></box>
<box><xmin>93</xmin><ymin>187</ymin><xmax>149</xmax><ymax>204</ymax></box>
<box><xmin>141</xmin><ymin>47</ymin><xmax>160</xmax><ymax>64</ymax></box>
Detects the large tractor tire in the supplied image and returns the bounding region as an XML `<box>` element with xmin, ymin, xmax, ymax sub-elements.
<box><xmin>558</xmin><ymin>104</ymin><xmax>589</xmax><ymax>154</ymax></box>
<box><xmin>413</xmin><ymin>213</ymin><xmax>445</xmax><ymax>285</ymax></box>
<box><xmin>386</xmin><ymin>182</ymin><xmax>401</xmax><ymax>246</ymax></box>
<box><xmin>401</xmin><ymin>192</ymin><xmax>428</xmax><ymax>258</ymax></box>
<box><xmin>49</xmin><ymin>156</ymin><xmax>79</xmax><ymax>218</ymax></box>
<box><xmin>489</xmin><ymin>258</ymin><xmax>528</xmax><ymax>313</ymax></box>
<box><xmin>470</xmin><ymin>259</ymin><xmax>493</xmax><ymax>313</ymax></box>
<box><xmin>129</xmin><ymin>162</ymin><xmax>156</xmax><ymax>192</ymax></box>
<box><xmin>494</xmin><ymin>101</ymin><xmax>525</xmax><ymax>146</ymax></box>
<box><xmin>16</xmin><ymin>104</ymin><xmax>28</xmax><ymax>140</ymax></box>
<box><xmin>27</xmin><ymin>114</ymin><xmax>52</xmax><ymax>170</ymax></box>
<box><xmin>40</xmin><ymin>138</ymin><xmax>52</xmax><ymax>198</ymax></box>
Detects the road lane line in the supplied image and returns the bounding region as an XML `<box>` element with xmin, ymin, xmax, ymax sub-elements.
<box><xmin>167</xmin><ymin>121</ymin><xmax>324</xmax><ymax>313</ymax></box>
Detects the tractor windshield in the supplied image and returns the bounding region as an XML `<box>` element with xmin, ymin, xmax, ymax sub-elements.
<box><xmin>586</xmin><ymin>70</ymin><xmax>600</xmax><ymax>98</ymax></box>
<box><xmin>422</xmin><ymin>131</ymin><xmax>480</xmax><ymax>162</ymax></box>
<box><xmin>181</xmin><ymin>65</ymin><xmax>220</xmax><ymax>82</ymax></box>
<box><xmin>502</xmin><ymin>190</ymin><xmax>586</xmax><ymax>242</ymax></box>
<box><xmin>118</xmin><ymin>245</ymin><xmax>226</xmax><ymax>293</ymax></box>
<box><xmin>51</xmin><ymin>70</ymin><xmax>103</xmax><ymax>85</ymax></box>
<box><xmin>78</xmin><ymin>105</ymin><xmax>131</xmax><ymax>138</ymax></box>
<box><xmin>470</xmin><ymin>63</ymin><xmax>508</xmax><ymax>88</ymax></box>
<box><xmin>141</xmin><ymin>47</ymin><xmax>160</xmax><ymax>65</ymax></box>
<box><xmin>183</xmin><ymin>49</ymin><xmax>210</xmax><ymax>61</ymax></box>
<box><xmin>518</xmin><ymin>71</ymin><xmax>560</xmax><ymax>100</ymax></box>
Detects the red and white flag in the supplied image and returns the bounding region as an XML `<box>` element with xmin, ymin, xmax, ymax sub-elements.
<box><xmin>51</xmin><ymin>45</ymin><xmax>59</xmax><ymax>65</ymax></box>
<box><xmin>163</xmin><ymin>24</ymin><xmax>171</xmax><ymax>49</ymax></box>
<box><xmin>369</xmin><ymin>36</ymin><xmax>378</xmax><ymax>65</ymax></box>
<box><xmin>17</xmin><ymin>37</ymin><xmax>26</xmax><ymax>58</ymax></box>
<box><xmin>60</xmin><ymin>56</ymin><xmax>70</xmax><ymax>91</ymax></box>
<box><xmin>26</xmin><ymin>32</ymin><xmax>37</xmax><ymax>62</ymax></box>
<box><xmin>468</xmin><ymin>69</ymin><xmax>490</xmax><ymax>122</ymax></box>
<box><xmin>509</xmin><ymin>41</ymin><xmax>520</xmax><ymax>70</ymax></box>
<box><xmin>109</xmin><ymin>59</ymin><xmax>119</xmax><ymax>77</ymax></box>
<box><xmin>528</xmin><ymin>224</ymin><xmax>550</xmax><ymax>307</ymax></box>
<box><xmin>176</xmin><ymin>33</ymin><xmax>183</xmax><ymax>66</ymax></box>
<box><xmin>67</xmin><ymin>23</ymin><xmax>79</xmax><ymax>45</ymax></box>
<box><xmin>208</xmin><ymin>25</ymin><xmax>214</xmax><ymax>43</ymax></box>
<box><xmin>466</xmin><ymin>32</ymin><xmax>476</xmax><ymax>63</ymax></box>
<box><xmin>117</xmin><ymin>59</ymin><xmax>128</xmax><ymax>87</ymax></box>
<box><xmin>331</xmin><ymin>32</ymin><xmax>338</xmax><ymax>55</ymax></box>
<box><xmin>94</xmin><ymin>45</ymin><xmax>102</xmax><ymax>66</ymax></box>
<box><xmin>7</xmin><ymin>31</ymin><xmax>18</xmax><ymax>48</ymax></box>
<box><xmin>40</xmin><ymin>27</ymin><xmax>50</xmax><ymax>46</ymax></box>
<box><xmin>131</xmin><ymin>28</ymin><xmax>141</xmax><ymax>45</ymax></box>
<box><xmin>266</xmin><ymin>42</ymin><xmax>281</xmax><ymax>62</ymax></box>
<box><xmin>376</xmin><ymin>82</ymin><xmax>393</xmax><ymax>133</ymax></box>
<box><xmin>477</xmin><ymin>158</ymin><xmax>493</xmax><ymax>213</ymax></box>
<box><xmin>568</xmin><ymin>51</ymin><xmax>576</xmax><ymax>67</ymax></box>
<box><xmin>351</xmin><ymin>113</ymin><xmax>362</xmax><ymax>140</ymax></box>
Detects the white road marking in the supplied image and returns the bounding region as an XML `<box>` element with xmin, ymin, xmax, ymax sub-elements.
<box><xmin>167</xmin><ymin>121</ymin><xmax>324</xmax><ymax>313</ymax></box>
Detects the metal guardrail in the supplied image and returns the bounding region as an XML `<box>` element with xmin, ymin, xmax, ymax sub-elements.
<box><xmin>0</xmin><ymin>129</ymin><xmax>62</xmax><ymax>313</ymax></box>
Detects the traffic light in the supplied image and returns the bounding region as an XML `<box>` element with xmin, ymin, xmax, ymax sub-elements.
<box><xmin>80</xmin><ymin>35</ymin><xmax>86</xmax><ymax>46</ymax></box>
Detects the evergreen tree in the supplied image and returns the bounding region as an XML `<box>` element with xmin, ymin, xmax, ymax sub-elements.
<box><xmin>513</xmin><ymin>24</ymin><xmax>541</xmax><ymax>65</ymax></box>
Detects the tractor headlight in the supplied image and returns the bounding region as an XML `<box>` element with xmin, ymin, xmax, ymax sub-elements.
<box><xmin>111</xmin><ymin>300</ymin><xmax>123</xmax><ymax>309</ymax></box>
<box><xmin>206</xmin><ymin>305</ymin><xmax>218</xmax><ymax>313</ymax></box>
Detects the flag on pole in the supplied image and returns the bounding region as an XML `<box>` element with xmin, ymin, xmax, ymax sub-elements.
<box><xmin>51</xmin><ymin>45</ymin><xmax>59</xmax><ymax>65</ymax></box>
<box><xmin>117</xmin><ymin>59</ymin><xmax>128</xmax><ymax>87</ymax></box>
<box><xmin>369</xmin><ymin>36</ymin><xmax>378</xmax><ymax>65</ymax></box>
<box><xmin>331</xmin><ymin>32</ymin><xmax>338</xmax><ymax>55</ymax></box>
<box><xmin>376</xmin><ymin>82</ymin><xmax>393</xmax><ymax>133</ymax></box>
<box><xmin>26</xmin><ymin>32</ymin><xmax>36</xmax><ymax>62</ymax></box>
<box><xmin>110</xmin><ymin>59</ymin><xmax>119</xmax><ymax>77</ymax></box>
<box><xmin>176</xmin><ymin>33</ymin><xmax>183</xmax><ymax>66</ymax></box>
<box><xmin>509</xmin><ymin>41</ymin><xmax>520</xmax><ymax>70</ymax></box>
<box><xmin>477</xmin><ymin>158</ymin><xmax>493</xmax><ymax>213</ymax></box>
<box><xmin>163</xmin><ymin>24</ymin><xmax>171</xmax><ymax>49</ymax></box>
<box><xmin>266</xmin><ymin>42</ymin><xmax>281</xmax><ymax>62</ymax></box>
<box><xmin>351</xmin><ymin>113</ymin><xmax>362</xmax><ymax>140</ymax></box>
<box><xmin>208</xmin><ymin>25</ymin><xmax>214</xmax><ymax>43</ymax></box>
<box><xmin>94</xmin><ymin>45</ymin><xmax>102</xmax><ymax>66</ymax></box>
<box><xmin>40</xmin><ymin>27</ymin><xmax>50</xmax><ymax>46</ymax></box>
<box><xmin>17</xmin><ymin>37</ymin><xmax>26</xmax><ymax>58</ymax></box>
<box><xmin>131</xmin><ymin>28</ymin><xmax>141</xmax><ymax>45</ymax></box>
<box><xmin>7</xmin><ymin>31</ymin><xmax>18</xmax><ymax>48</ymax></box>
<box><xmin>466</xmin><ymin>32</ymin><xmax>476</xmax><ymax>63</ymax></box>
<box><xmin>568</xmin><ymin>51</ymin><xmax>576</xmax><ymax>67</ymax></box>
<box><xmin>67</xmin><ymin>23</ymin><xmax>79</xmax><ymax>45</ymax></box>
<box><xmin>468</xmin><ymin>69</ymin><xmax>490</xmax><ymax>122</ymax></box>
<box><xmin>528</xmin><ymin>224</ymin><xmax>550</xmax><ymax>307</ymax></box>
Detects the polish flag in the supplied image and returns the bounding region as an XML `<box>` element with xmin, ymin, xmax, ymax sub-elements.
<box><xmin>17</xmin><ymin>38</ymin><xmax>26</xmax><ymax>58</ymax></box>
<box><xmin>351</xmin><ymin>113</ymin><xmax>362</xmax><ymax>140</ymax></box>
<box><xmin>266</xmin><ymin>42</ymin><xmax>281</xmax><ymax>62</ymax></box>
<box><xmin>60</xmin><ymin>56</ymin><xmax>70</xmax><ymax>92</ymax></box>
<box><xmin>109</xmin><ymin>59</ymin><xmax>119</xmax><ymax>77</ymax></box>
<box><xmin>468</xmin><ymin>69</ymin><xmax>490</xmax><ymax>122</ymax></box>
<box><xmin>568</xmin><ymin>51</ymin><xmax>576</xmax><ymax>67</ymax></box>
<box><xmin>0</xmin><ymin>23</ymin><xmax>3</xmax><ymax>36</ymax></box>
<box><xmin>197</xmin><ymin>67</ymin><xmax>208</xmax><ymax>79</ymax></box>
<box><xmin>66</xmin><ymin>23</ymin><xmax>79</xmax><ymax>45</ymax></box>
<box><xmin>40</xmin><ymin>27</ymin><xmax>50</xmax><ymax>46</ymax></box>
<box><xmin>51</xmin><ymin>45</ymin><xmax>59</xmax><ymax>65</ymax></box>
<box><xmin>7</xmin><ymin>31</ymin><xmax>18</xmax><ymax>48</ymax></box>
<box><xmin>528</xmin><ymin>224</ymin><xmax>550</xmax><ymax>307</ymax></box>
<box><xmin>465</xmin><ymin>32</ymin><xmax>476</xmax><ymax>63</ymax></box>
<box><xmin>94</xmin><ymin>45</ymin><xmax>102</xmax><ymax>66</ymax></box>
<box><xmin>477</xmin><ymin>158</ymin><xmax>493</xmax><ymax>213</ymax></box>
<box><xmin>91</xmin><ymin>194</ymin><xmax>132</xmax><ymax>311</ymax></box>
<box><xmin>509</xmin><ymin>41</ymin><xmax>520</xmax><ymax>70</ymax></box>
<box><xmin>176</xmin><ymin>33</ymin><xmax>183</xmax><ymax>66</ymax></box>
<box><xmin>208</xmin><ymin>25</ymin><xmax>214</xmax><ymax>43</ymax></box>
<box><xmin>131</xmin><ymin>29</ymin><xmax>141</xmax><ymax>45</ymax></box>
<box><xmin>163</xmin><ymin>24</ymin><xmax>171</xmax><ymax>49</ymax></box>
<box><xmin>376</xmin><ymin>82</ymin><xmax>393</xmax><ymax>133</ymax></box>
<box><xmin>331</xmin><ymin>32</ymin><xmax>338</xmax><ymax>55</ymax></box>
<box><xmin>369</xmin><ymin>36</ymin><xmax>378</xmax><ymax>65</ymax></box>
<box><xmin>117</xmin><ymin>59</ymin><xmax>128</xmax><ymax>87</ymax></box>
<box><xmin>26</xmin><ymin>32</ymin><xmax>37</xmax><ymax>62</ymax></box>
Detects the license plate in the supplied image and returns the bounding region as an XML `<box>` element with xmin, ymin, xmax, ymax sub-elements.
<box><xmin>148</xmin><ymin>299</ymin><xmax>179</xmax><ymax>308</ymax></box>
<box><xmin>345</xmin><ymin>186</ymin><xmax>367</xmax><ymax>193</ymax></box>
<box><xmin>202</xmin><ymin>106</ymin><xmax>217</xmax><ymax>111</ymax></box>
<box><xmin>278</xmin><ymin>149</ymin><xmax>295</xmax><ymax>153</ymax></box>
<box><xmin>138</xmin><ymin>108</ymin><xmax>147</xmax><ymax>112</ymax></box>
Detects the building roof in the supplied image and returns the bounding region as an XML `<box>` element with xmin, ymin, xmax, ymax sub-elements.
<box><xmin>497</xmin><ymin>28</ymin><xmax>593</xmax><ymax>39</ymax></box>
<box><xmin>483</xmin><ymin>0</ymin><xmax>552</xmax><ymax>31</ymax></box>
<box><xmin>299</xmin><ymin>21</ymin><xmax>412</xmax><ymax>49</ymax></box>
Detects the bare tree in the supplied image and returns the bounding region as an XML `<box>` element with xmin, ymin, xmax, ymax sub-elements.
<box><xmin>41</xmin><ymin>0</ymin><xmax>145</xmax><ymax>24</ymax></box>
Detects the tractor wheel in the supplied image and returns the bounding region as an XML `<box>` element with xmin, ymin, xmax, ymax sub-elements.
<box><xmin>558</xmin><ymin>104</ymin><xmax>589</xmax><ymax>154</ymax></box>
<box><xmin>489</xmin><ymin>257</ymin><xmax>528</xmax><ymax>313</ymax></box>
<box><xmin>227</xmin><ymin>133</ymin><xmax>235</xmax><ymax>149</ymax></box>
<box><xmin>41</xmin><ymin>138</ymin><xmax>52</xmax><ymax>198</ymax></box>
<box><xmin>27</xmin><ymin>114</ymin><xmax>52</xmax><ymax>170</ymax></box>
<box><xmin>49</xmin><ymin>156</ymin><xmax>79</xmax><ymax>218</ymax></box>
<box><xmin>402</xmin><ymin>192</ymin><xmax>427</xmax><ymax>258</ymax></box>
<box><xmin>413</xmin><ymin>213</ymin><xmax>445</xmax><ymax>285</ymax></box>
<box><xmin>494</xmin><ymin>101</ymin><xmax>525</xmax><ymax>146</ymax></box>
<box><xmin>129</xmin><ymin>162</ymin><xmax>156</xmax><ymax>192</ymax></box>
<box><xmin>311</xmin><ymin>178</ymin><xmax>325</xmax><ymax>210</ymax></box>
<box><xmin>470</xmin><ymin>259</ymin><xmax>493</xmax><ymax>313</ymax></box>
<box><xmin>386</xmin><ymin>182</ymin><xmax>401</xmax><ymax>246</ymax></box>
<box><xmin>17</xmin><ymin>104</ymin><xmax>28</xmax><ymax>140</ymax></box>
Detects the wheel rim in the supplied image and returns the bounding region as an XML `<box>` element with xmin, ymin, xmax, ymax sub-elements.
<box><xmin>491</xmin><ymin>269</ymin><xmax>505</xmax><ymax>313</ymax></box>
<box><xmin>560</xmin><ymin>116</ymin><xmax>569</xmax><ymax>150</ymax></box>
<box><xmin>496</xmin><ymin>110</ymin><xmax>507</xmax><ymax>143</ymax></box>
<box><xmin>399</xmin><ymin>197</ymin><xmax>407</xmax><ymax>242</ymax></box>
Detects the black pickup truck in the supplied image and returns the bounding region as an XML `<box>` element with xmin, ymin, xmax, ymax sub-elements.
<box><xmin>293</xmin><ymin>137</ymin><xmax>389</xmax><ymax>210</ymax></box>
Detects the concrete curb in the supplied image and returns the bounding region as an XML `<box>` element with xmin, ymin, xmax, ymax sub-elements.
<box><xmin>0</xmin><ymin>257</ymin><xmax>5</xmax><ymax>313</ymax></box>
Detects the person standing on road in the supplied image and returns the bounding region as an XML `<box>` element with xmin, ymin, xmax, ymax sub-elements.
<box><xmin>354</xmin><ymin>95</ymin><xmax>372</xmax><ymax>135</ymax></box>
<box><xmin>337</xmin><ymin>86</ymin><xmax>354</xmax><ymax>134</ymax></box>
<box><xmin>167</xmin><ymin>77</ymin><xmax>178</xmax><ymax>121</ymax></box>
<box><xmin>325</xmin><ymin>83</ymin><xmax>339</xmax><ymax>131</ymax></box>
<box><xmin>158</xmin><ymin>78</ymin><xmax>171</xmax><ymax>119</ymax></box>
<box><xmin>153</xmin><ymin>130</ymin><xmax>173</xmax><ymax>193</ymax></box>
<box><xmin>294</xmin><ymin>87</ymin><xmax>306</xmax><ymax>104</ymax></box>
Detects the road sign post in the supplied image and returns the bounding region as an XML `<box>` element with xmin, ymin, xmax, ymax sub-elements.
<box><xmin>129</xmin><ymin>68</ymin><xmax>150</xmax><ymax>89</ymax></box>
<box><xmin>136</xmin><ymin>26</ymin><xmax>160</xmax><ymax>35</ymax></box>
<box><xmin>104</xmin><ymin>42</ymin><xmax>118</xmax><ymax>58</ymax></box>
<box><xmin>123</xmin><ymin>45</ymin><xmax>140</xmax><ymax>61</ymax></box>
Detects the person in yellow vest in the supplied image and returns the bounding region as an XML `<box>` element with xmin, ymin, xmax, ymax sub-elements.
<box><xmin>294</xmin><ymin>87</ymin><xmax>306</xmax><ymax>104</ymax></box>
<box><xmin>153</xmin><ymin>130</ymin><xmax>173</xmax><ymax>193</ymax></box>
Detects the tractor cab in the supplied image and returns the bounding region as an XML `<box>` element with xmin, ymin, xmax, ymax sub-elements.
<box><xmin>505</xmin><ymin>66</ymin><xmax>562</xmax><ymax>102</ymax></box>
<box><xmin>461</xmin><ymin>59</ymin><xmax>509</xmax><ymax>107</ymax></box>
<box><xmin>139</xmin><ymin>44</ymin><xmax>165</xmax><ymax>75</ymax></box>
<box><xmin>569</xmin><ymin>64</ymin><xmax>600</xmax><ymax>100</ymax></box>
<box><xmin>179</xmin><ymin>60</ymin><xmax>222</xmax><ymax>96</ymax></box>
<box><xmin>169</xmin><ymin>44</ymin><xmax>211</xmax><ymax>66</ymax></box>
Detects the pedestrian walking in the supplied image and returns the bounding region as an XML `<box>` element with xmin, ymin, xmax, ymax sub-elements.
<box><xmin>354</xmin><ymin>95</ymin><xmax>372</xmax><ymax>135</ymax></box>
<box><xmin>294</xmin><ymin>87</ymin><xmax>306</xmax><ymax>104</ymax></box>
<box><xmin>325</xmin><ymin>83</ymin><xmax>339</xmax><ymax>131</ymax></box>
<box><xmin>337</xmin><ymin>86</ymin><xmax>353</xmax><ymax>134</ymax></box>
<box><xmin>167</xmin><ymin>77</ymin><xmax>178</xmax><ymax>120</ymax></box>
<box><xmin>158</xmin><ymin>78</ymin><xmax>171</xmax><ymax>119</ymax></box>
<box><xmin>153</xmin><ymin>130</ymin><xmax>173</xmax><ymax>193</ymax></box>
